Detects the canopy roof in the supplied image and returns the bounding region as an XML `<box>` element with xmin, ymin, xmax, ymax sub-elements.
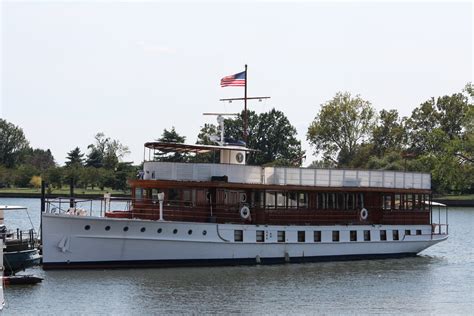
<box><xmin>144</xmin><ymin>142</ymin><xmax>258</xmax><ymax>154</ymax></box>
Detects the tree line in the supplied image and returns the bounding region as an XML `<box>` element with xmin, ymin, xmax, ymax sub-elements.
<box><xmin>0</xmin><ymin>83</ymin><xmax>472</xmax><ymax>194</ymax></box>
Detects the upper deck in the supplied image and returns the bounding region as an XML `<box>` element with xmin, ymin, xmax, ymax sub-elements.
<box><xmin>143</xmin><ymin>161</ymin><xmax>431</xmax><ymax>190</ymax></box>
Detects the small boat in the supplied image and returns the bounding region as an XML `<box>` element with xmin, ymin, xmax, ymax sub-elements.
<box><xmin>3</xmin><ymin>227</ymin><xmax>41</xmax><ymax>275</ymax></box>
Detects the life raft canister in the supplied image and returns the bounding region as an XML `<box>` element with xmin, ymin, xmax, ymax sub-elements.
<box><xmin>360</xmin><ymin>208</ymin><xmax>369</xmax><ymax>220</ymax></box>
<box><xmin>240</xmin><ymin>206</ymin><xmax>251</xmax><ymax>220</ymax></box>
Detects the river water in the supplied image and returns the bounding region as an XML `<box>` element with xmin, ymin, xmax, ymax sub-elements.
<box><xmin>1</xmin><ymin>197</ymin><xmax>473</xmax><ymax>315</ymax></box>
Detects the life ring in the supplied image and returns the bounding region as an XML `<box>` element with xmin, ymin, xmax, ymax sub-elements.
<box><xmin>240</xmin><ymin>206</ymin><xmax>251</xmax><ymax>220</ymax></box>
<box><xmin>360</xmin><ymin>208</ymin><xmax>368</xmax><ymax>220</ymax></box>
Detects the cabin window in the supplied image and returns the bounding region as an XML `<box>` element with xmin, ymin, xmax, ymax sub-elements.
<box><xmin>383</xmin><ymin>195</ymin><xmax>392</xmax><ymax>210</ymax></box>
<box><xmin>414</xmin><ymin>194</ymin><xmax>420</xmax><ymax>210</ymax></box>
<box><xmin>364</xmin><ymin>230</ymin><xmax>371</xmax><ymax>241</ymax></box>
<box><xmin>337</xmin><ymin>193</ymin><xmax>345</xmax><ymax>210</ymax></box>
<box><xmin>380</xmin><ymin>230</ymin><xmax>387</xmax><ymax>241</ymax></box>
<box><xmin>135</xmin><ymin>188</ymin><xmax>143</xmax><ymax>201</ymax></box>
<box><xmin>394</xmin><ymin>194</ymin><xmax>401</xmax><ymax>210</ymax></box>
<box><xmin>393</xmin><ymin>230</ymin><xmax>399</xmax><ymax>241</ymax></box>
<box><xmin>168</xmin><ymin>189</ymin><xmax>179</xmax><ymax>206</ymax></box>
<box><xmin>234</xmin><ymin>230</ymin><xmax>243</xmax><ymax>242</ymax></box>
<box><xmin>314</xmin><ymin>231</ymin><xmax>321</xmax><ymax>242</ymax></box>
<box><xmin>424</xmin><ymin>194</ymin><xmax>430</xmax><ymax>210</ymax></box>
<box><xmin>256</xmin><ymin>230</ymin><xmax>265</xmax><ymax>242</ymax></box>
<box><xmin>328</xmin><ymin>193</ymin><xmax>336</xmax><ymax>209</ymax></box>
<box><xmin>332</xmin><ymin>231</ymin><xmax>340</xmax><ymax>242</ymax></box>
<box><xmin>240</xmin><ymin>193</ymin><xmax>247</xmax><ymax>203</ymax></box>
<box><xmin>405</xmin><ymin>229</ymin><xmax>411</xmax><ymax>236</ymax></box>
<box><xmin>416</xmin><ymin>229</ymin><xmax>422</xmax><ymax>235</ymax></box>
<box><xmin>182</xmin><ymin>189</ymin><xmax>192</xmax><ymax>206</ymax></box>
<box><xmin>277</xmin><ymin>192</ymin><xmax>286</xmax><ymax>208</ymax></box>
<box><xmin>347</xmin><ymin>194</ymin><xmax>355</xmax><ymax>210</ymax></box>
<box><xmin>299</xmin><ymin>193</ymin><xmax>308</xmax><ymax>208</ymax></box>
<box><xmin>84</xmin><ymin>225</ymin><xmax>90</xmax><ymax>231</ymax></box>
<box><xmin>357</xmin><ymin>193</ymin><xmax>364</xmax><ymax>209</ymax></box>
<box><xmin>297</xmin><ymin>231</ymin><xmax>305</xmax><ymax>242</ymax></box>
<box><xmin>277</xmin><ymin>231</ymin><xmax>285</xmax><ymax>242</ymax></box>
<box><xmin>317</xmin><ymin>193</ymin><xmax>325</xmax><ymax>209</ymax></box>
<box><xmin>350</xmin><ymin>230</ymin><xmax>357</xmax><ymax>242</ymax></box>
<box><xmin>288</xmin><ymin>192</ymin><xmax>298</xmax><ymax>208</ymax></box>
<box><xmin>406</xmin><ymin>194</ymin><xmax>413</xmax><ymax>210</ymax></box>
<box><xmin>140</xmin><ymin>227</ymin><xmax>146</xmax><ymax>233</ymax></box>
<box><xmin>265</xmin><ymin>192</ymin><xmax>276</xmax><ymax>208</ymax></box>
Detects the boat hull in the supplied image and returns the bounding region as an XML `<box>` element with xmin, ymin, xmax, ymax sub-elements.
<box><xmin>42</xmin><ymin>213</ymin><xmax>448</xmax><ymax>269</ymax></box>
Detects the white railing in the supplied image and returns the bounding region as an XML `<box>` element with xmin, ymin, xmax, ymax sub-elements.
<box><xmin>143</xmin><ymin>161</ymin><xmax>431</xmax><ymax>190</ymax></box>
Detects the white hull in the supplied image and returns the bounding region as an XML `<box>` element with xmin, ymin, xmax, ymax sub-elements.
<box><xmin>42</xmin><ymin>214</ymin><xmax>447</xmax><ymax>268</ymax></box>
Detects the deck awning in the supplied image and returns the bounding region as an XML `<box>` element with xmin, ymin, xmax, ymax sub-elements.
<box><xmin>144</xmin><ymin>142</ymin><xmax>259</xmax><ymax>154</ymax></box>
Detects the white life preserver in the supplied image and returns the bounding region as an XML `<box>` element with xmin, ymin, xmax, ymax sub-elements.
<box><xmin>240</xmin><ymin>206</ymin><xmax>251</xmax><ymax>220</ymax></box>
<box><xmin>360</xmin><ymin>208</ymin><xmax>368</xmax><ymax>220</ymax></box>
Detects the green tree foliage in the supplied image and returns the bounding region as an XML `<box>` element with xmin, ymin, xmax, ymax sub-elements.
<box><xmin>13</xmin><ymin>165</ymin><xmax>39</xmax><ymax>187</ymax></box>
<box><xmin>307</xmin><ymin>92</ymin><xmax>376</xmax><ymax>166</ymax></box>
<box><xmin>65</xmin><ymin>147</ymin><xmax>84</xmax><ymax>167</ymax></box>
<box><xmin>23</xmin><ymin>148</ymin><xmax>56</xmax><ymax>171</ymax></box>
<box><xmin>0</xmin><ymin>119</ymin><xmax>30</xmax><ymax>168</ymax></box>
<box><xmin>154</xmin><ymin>127</ymin><xmax>188</xmax><ymax>162</ymax></box>
<box><xmin>196</xmin><ymin>109</ymin><xmax>304</xmax><ymax>166</ymax></box>
<box><xmin>44</xmin><ymin>167</ymin><xmax>63</xmax><ymax>189</ymax></box>
<box><xmin>86</xmin><ymin>133</ymin><xmax>130</xmax><ymax>170</ymax></box>
<box><xmin>371</xmin><ymin>110</ymin><xmax>406</xmax><ymax>157</ymax></box>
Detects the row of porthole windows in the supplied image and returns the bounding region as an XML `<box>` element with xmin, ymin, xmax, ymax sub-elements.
<box><xmin>234</xmin><ymin>229</ymin><xmax>423</xmax><ymax>243</ymax></box>
<box><xmin>84</xmin><ymin>225</ymin><xmax>207</xmax><ymax>236</ymax></box>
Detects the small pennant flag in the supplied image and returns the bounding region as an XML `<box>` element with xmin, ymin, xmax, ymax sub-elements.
<box><xmin>220</xmin><ymin>71</ymin><xmax>246</xmax><ymax>87</ymax></box>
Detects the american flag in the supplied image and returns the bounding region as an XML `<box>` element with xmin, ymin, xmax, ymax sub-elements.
<box><xmin>220</xmin><ymin>71</ymin><xmax>246</xmax><ymax>87</ymax></box>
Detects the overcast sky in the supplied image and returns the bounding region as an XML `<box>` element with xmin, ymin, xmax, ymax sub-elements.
<box><xmin>1</xmin><ymin>1</ymin><xmax>472</xmax><ymax>165</ymax></box>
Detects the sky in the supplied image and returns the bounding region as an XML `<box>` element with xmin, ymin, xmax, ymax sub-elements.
<box><xmin>1</xmin><ymin>1</ymin><xmax>472</xmax><ymax>166</ymax></box>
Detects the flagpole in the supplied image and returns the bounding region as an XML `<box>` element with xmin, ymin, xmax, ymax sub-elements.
<box><xmin>244</xmin><ymin>64</ymin><xmax>248</xmax><ymax>143</ymax></box>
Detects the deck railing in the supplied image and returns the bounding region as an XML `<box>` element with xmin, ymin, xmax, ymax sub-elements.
<box><xmin>143</xmin><ymin>161</ymin><xmax>431</xmax><ymax>190</ymax></box>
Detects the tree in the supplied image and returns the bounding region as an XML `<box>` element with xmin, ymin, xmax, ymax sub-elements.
<box><xmin>24</xmin><ymin>148</ymin><xmax>56</xmax><ymax>171</ymax></box>
<box><xmin>307</xmin><ymin>92</ymin><xmax>376</xmax><ymax>166</ymax></box>
<box><xmin>29</xmin><ymin>175</ymin><xmax>42</xmax><ymax>189</ymax></box>
<box><xmin>371</xmin><ymin>109</ymin><xmax>407</xmax><ymax>157</ymax></box>
<box><xmin>86</xmin><ymin>133</ymin><xmax>130</xmax><ymax>170</ymax></box>
<box><xmin>196</xmin><ymin>109</ymin><xmax>304</xmax><ymax>166</ymax></box>
<box><xmin>154</xmin><ymin>127</ymin><xmax>188</xmax><ymax>162</ymax></box>
<box><xmin>65</xmin><ymin>147</ymin><xmax>84</xmax><ymax>167</ymax></box>
<box><xmin>44</xmin><ymin>167</ymin><xmax>63</xmax><ymax>189</ymax></box>
<box><xmin>0</xmin><ymin>119</ymin><xmax>30</xmax><ymax>168</ymax></box>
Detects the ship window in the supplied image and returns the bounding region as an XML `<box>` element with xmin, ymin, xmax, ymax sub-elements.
<box><xmin>350</xmin><ymin>230</ymin><xmax>357</xmax><ymax>241</ymax></box>
<box><xmin>328</xmin><ymin>193</ymin><xmax>336</xmax><ymax>209</ymax></box>
<box><xmin>183</xmin><ymin>189</ymin><xmax>192</xmax><ymax>206</ymax></box>
<box><xmin>206</xmin><ymin>191</ymin><xmax>211</xmax><ymax>201</ymax></box>
<box><xmin>424</xmin><ymin>194</ymin><xmax>430</xmax><ymax>210</ymax></box>
<box><xmin>394</xmin><ymin>194</ymin><xmax>401</xmax><ymax>210</ymax></box>
<box><xmin>277</xmin><ymin>192</ymin><xmax>286</xmax><ymax>208</ymax></box>
<box><xmin>157</xmin><ymin>228</ymin><xmax>162</xmax><ymax>233</ymax></box>
<box><xmin>277</xmin><ymin>231</ymin><xmax>285</xmax><ymax>242</ymax></box>
<box><xmin>188</xmin><ymin>229</ymin><xmax>193</xmax><ymax>235</ymax></box>
<box><xmin>364</xmin><ymin>230</ymin><xmax>371</xmax><ymax>241</ymax></box>
<box><xmin>234</xmin><ymin>230</ymin><xmax>243</xmax><ymax>242</ymax></box>
<box><xmin>297</xmin><ymin>231</ymin><xmax>305</xmax><ymax>242</ymax></box>
<box><xmin>240</xmin><ymin>193</ymin><xmax>247</xmax><ymax>203</ymax></box>
<box><xmin>380</xmin><ymin>230</ymin><xmax>387</xmax><ymax>241</ymax></box>
<box><xmin>265</xmin><ymin>192</ymin><xmax>276</xmax><ymax>208</ymax></box>
<box><xmin>383</xmin><ymin>195</ymin><xmax>392</xmax><ymax>210</ymax></box>
<box><xmin>256</xmin><ymin>230</ymin><xmax>264</xmax><ymax>242</ymax></box>
<box><xmin>332</xmin><ymin>231</ymin><xmax>340</xmax><ymax>242</ymax></box>
<box><xmin>393</xmin><ymin>230</ymin><xmax>399</xmax><ymax>240</ymax></box>
<box><xmin>347</xmin><ymin>194</ymin><xmax>355</xmax><ymax>210</ymax></box>
<box><xmin>416</xmin><ymin>229</ymin><xmax>422</xmax><ymax>235</ymax></box>
<box><xmin>173</xmin><ymin>229</ymin><xmax>178</xmax><ymax>234</ymax></box>
<box><xmin>84</xmin><ymin>225</ymin><xmax>90</xmax><ymax>231</ymax></box>
<box><xmin>123</xmin><ymin>226</ymin><xmax>129</xmax><ymax>232</ymax></box>
<box><xmin>135</xmin><ymin>188</ymin><xmax>143</xmax><ymax>201</ymax></box>
<box><xmin>317</xmin><ymin>193</ymin><xmax>325</xmax><ymax>209</ymax></box>
<box><xmin>105</xmin><ymin>226</ymin><xmax>110</xmax><ymax>231</ymax></box>
<box><xmin>405</xmin><ymin>229</ymin><xmax>411</xmax><ymax>236</ymax></box>
<box><xmin>337</xmin><ymin>193</ymin><xmax>344</xmax><ymax>210</ymax></box>
<box><xmin>288</xmin><ymin>192</ymin><xmax>298</xmax><ymax>208</ymax></box>
<box><xmin>141</xmin><ymin>227</ymin><xmax>146</xmax><ymax>233</ymax></box>
<box><xmin>168</xmin><ymin>189</ymin><xmax>179</xmax><ymax>206</ymax></box>
<box><xmin>406</xmin><ymin>194</ymin><xmax>413</xmax><ymax>210</ymax></box>
<box><xmin>314</xmin><ymin>231</ymin><xmax>321</xmax><ymax>242</ymax></box>
<box><xmin>299</xmin><ymin>193</ymin><xmax>308</xmax><ymax>208</ymax></box>
<box><xmin>202</xmin><ymin>230</ymin><xmax>207</xmax><ymax>236</ymax></box>
<box><xmin>357</xmin><ymin>193</ymin><xmax>364</xmax><ymax>209</ymax></box>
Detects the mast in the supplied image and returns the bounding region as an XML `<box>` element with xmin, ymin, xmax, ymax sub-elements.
<box><xmin>244</xmin><ymin>64</ymin><xmax>248</xmax><ymax>142</ymax></box>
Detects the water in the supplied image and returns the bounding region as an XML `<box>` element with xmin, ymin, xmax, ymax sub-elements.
<box><xmin>1</xmin><ymin>197</ymin><xmax>473</xmax><ymax>315</ymax></box>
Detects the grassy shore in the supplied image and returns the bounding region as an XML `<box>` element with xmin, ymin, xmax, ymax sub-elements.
<box><xmin>434</xmin><ymin>194</ymin><xmax>474</xmax><ymax>201</ymax></box>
